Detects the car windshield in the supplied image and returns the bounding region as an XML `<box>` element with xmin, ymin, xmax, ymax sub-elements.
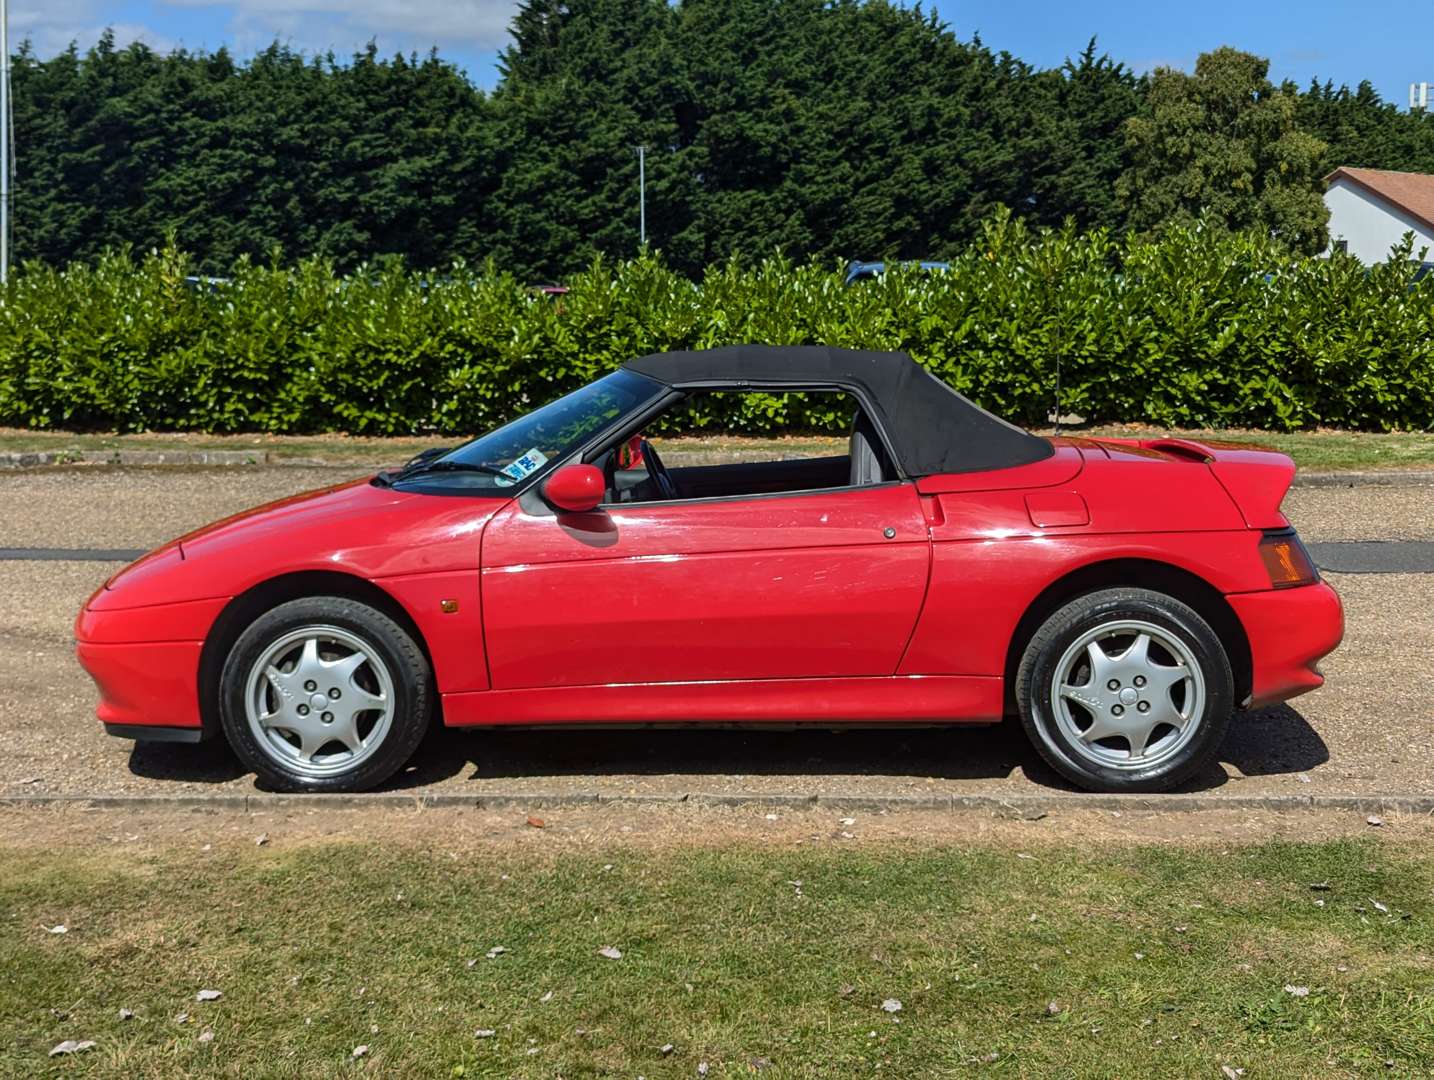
<box><xmin>394</xmin><ymin>369</ymin><xmax>662</xmax><ymax>492</ymax></box>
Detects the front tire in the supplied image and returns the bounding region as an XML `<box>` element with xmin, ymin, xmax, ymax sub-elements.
<box><xmin>219</xmin><ymin>596</ymin><xmax>433</xmax><ymax>793</ymax></box>
<box><xmin>1015</xmin><ymin>588</ymin><xmax>1233</xmax><ymax>793</ymax></box>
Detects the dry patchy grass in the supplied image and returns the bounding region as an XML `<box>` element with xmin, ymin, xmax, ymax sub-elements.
<box><xmin>2</xmin><ymin>830</ymin><xmax>1431</xmax><ymax>1078</ymax></box>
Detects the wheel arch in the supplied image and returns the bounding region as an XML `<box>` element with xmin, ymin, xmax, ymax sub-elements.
<box><xmin>1001</xmin><ymin>558</ymin><xmax>1252</xmax><ymax>716</ymax></box>
<box><xmin>197</xmin><ymin>570</ymin><xmax>437</xmax><ymax>739</ymax></box>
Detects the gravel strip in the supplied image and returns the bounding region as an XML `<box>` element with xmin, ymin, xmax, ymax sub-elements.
<box><xmin>1283</xmin><ymin>482</ymin><xmax>1434</xmax><ymax>542</ymax></box>
<box><xmin>0</xmin><ymin>466</ymin><xmax>369</xmax><ymax>549</ymax></box>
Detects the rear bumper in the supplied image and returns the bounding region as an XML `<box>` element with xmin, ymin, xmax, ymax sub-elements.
<box><xmin>1228</xmin><ymin>580</ymin><xmax>1344</xmax><ymax>708</ymax></box>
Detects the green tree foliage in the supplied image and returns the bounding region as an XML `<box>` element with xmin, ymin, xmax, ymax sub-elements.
<box><xmin>10</xmin><ymin>34</ymin><xmax>502</xmax><ymax>272</ymax></box>
<box><xmin>1028</xmin><ymin>41</ymin><xmax>1146</xmax><ymax>234</ymax></box>
<box><xmin>1119</xmin><ymin>48</ymin><xmax>1329</xmax><ymax>253</ymax></box>
<box><xmin>2</xmin><ymin>221</ymin><xmax>1430</xmax><ymax>436</ymax></box>
<box><xmin>7</xmin><ymin>11</ymin><xmax>1142</xmax><ymax>278</ymax></box>
<box><xmin>1294</xmin><ymin>78</ymin><xmax>1434</xmax><ymax>176</ymax></box>
<box><xmin>494</xmin><ymin>0</ymin><xmax>1143</xmax><ymax>273</ymax></box>
<box><xmin>7</xmin><ymin>19</ymin><xmax>1428</xmax><ymax>277</ymax></box>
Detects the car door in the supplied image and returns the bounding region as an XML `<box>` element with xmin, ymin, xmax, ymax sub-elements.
<box><xmin>479</xmin><ymin>482</ymin><xmax>931</xmax><ymax>689</ymax></box>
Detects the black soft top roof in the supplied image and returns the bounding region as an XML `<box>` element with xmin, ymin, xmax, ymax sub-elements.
<box><xmin>623</xmin><ymin>345</ymin><xmax>1053</xmax><ymax>477</ymax></box>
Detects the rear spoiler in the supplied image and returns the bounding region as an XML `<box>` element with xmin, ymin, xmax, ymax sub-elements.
<box><xmin>1209</xmin><ymin>453</ymin><xmax>1297</xmax><ymax>529</ymax></box>
<box><xmin>1137</xmin><ymin>438</ymin><xmax>1297</xmax><ymax>529</ymax></box>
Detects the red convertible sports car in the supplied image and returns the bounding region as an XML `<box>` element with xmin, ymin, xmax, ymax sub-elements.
<box><xmin>76</xmin><ymin>346</ymin><xmax>1344</xmax><ymax>794</ymax></box>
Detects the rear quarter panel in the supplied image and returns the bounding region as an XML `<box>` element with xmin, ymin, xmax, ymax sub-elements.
<box><xmin>900</xmin><ymin>446</ymin><xmax>1263</xmax><ymax>677</ymax></box>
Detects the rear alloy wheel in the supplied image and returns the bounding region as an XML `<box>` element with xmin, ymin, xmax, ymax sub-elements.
<box><xmin>1016</xmin><ymin>588</ymin><xmax>1233</xmax><ymax>793</ymax></box>
<box><xmin>219</xmin><ymin>596</ymin><xmax>432</xmax><ymax>793</ymax></box>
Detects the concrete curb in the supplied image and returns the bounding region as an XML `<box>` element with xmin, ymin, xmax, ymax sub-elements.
<box><xmin>2</xmin><ymin>790</ymin><xmax>1432</xmax><ymax>815</ymax></box>
<box><xmin>0</xmin><ymin>449</ymin><xmax>275</xmax><ymax>469</ymax></box>
<box><xmin>1292</xmin><ymin>469</ymin><xmax>1434</xmax><ymax>488</ymax></box>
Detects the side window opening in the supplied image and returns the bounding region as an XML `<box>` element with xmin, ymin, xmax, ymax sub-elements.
<box><xmin>591</xmin><ymin>389</ymin><xmax>895</xmax><ymax>504</ymax></box>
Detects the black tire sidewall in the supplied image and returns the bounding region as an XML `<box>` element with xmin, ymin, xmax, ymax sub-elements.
<box><xmin>1017</xmin><ymin>589</ymin><xmax>1233</xmax><ymax>793</ymax></box>
<box><xmin>219</xmin><ymin>596</ymin><xmax>432</xmax><ymax>793</ymax></box>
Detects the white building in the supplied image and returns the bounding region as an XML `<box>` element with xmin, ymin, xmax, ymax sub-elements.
<box><xmin>1324</xmin><ymin>167</ymin><xmax>1434</xmax><ymax>265</ymax></box>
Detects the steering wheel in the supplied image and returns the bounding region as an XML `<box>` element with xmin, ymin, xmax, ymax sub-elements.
<box><xmin>639</xmin><ymin>438</ymin><xmax>678</xmax><ymax>500</ymax></box>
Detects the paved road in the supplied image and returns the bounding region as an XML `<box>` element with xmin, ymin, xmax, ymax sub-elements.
<box><xmin>0</xmin><ymin>547</ymin><xmax>148</xmax><ymax>562</ymax></box>
<box><xmin>1</xmin><ymin>467</ymin><xmax>1431</xmax><ymax>799</ymax></box>
<box><xmin>1305</xmin><ymin>541</ymin><xmax>1434</xmax><ymax>574</ymax></box>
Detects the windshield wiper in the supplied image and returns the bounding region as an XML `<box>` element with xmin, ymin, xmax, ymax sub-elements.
<box><xmin>407</xmin><ymin>460</ymin><xmax>511</xmax><ymax>477</ymax></box>
<box><xmin>375</xmin><ymin>445</ymin><xmax>459</xmax><ymax>486</ymax></box>
<box><xmin>388</xmin><ymin>460</ymin><xmax>513</xmax><ymax>483</ymax></box>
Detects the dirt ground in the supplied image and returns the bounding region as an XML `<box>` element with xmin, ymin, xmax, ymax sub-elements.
<box><xmin>0</xmin><ymin>466</ymin><xmax>1430</xmax><ymax>801</ymax></box>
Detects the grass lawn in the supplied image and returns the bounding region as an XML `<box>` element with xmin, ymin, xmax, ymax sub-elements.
<box><xmin>2</xmin><ymin>425</ymin><xmax>1433</xmax><ymax>473</ymax></box>
<box><xmin>3</xmin><ymin>832</ymin><xmax>1431</xmax><ymax>1077</ymax></box>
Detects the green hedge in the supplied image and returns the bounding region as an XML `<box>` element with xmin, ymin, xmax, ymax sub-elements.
<box><xmin>1</xmin><ymin>213</ymin><xmax>1432</xmax><ymax>435</ymax></box>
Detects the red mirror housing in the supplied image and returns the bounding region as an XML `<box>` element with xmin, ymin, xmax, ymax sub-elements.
<box><xmin>543</xmin><ymin>464</ymin><xmax>605</xmax><ymax>513</ymax></box>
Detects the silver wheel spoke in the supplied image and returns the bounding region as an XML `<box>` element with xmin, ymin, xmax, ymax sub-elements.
<box><xmin>1126</xmin><ymin>719</ymin><xmax>1158</xmax><ymax>759</ymax></box>
<box><xmin>298</xmin><ymin>637</ymin><xmax>321</xmax><ymax>676</ymax></box>
<box><xmin>327</xmin><ymin>650</ymin><xmax>368</xmax><ymax>683</ymax></box>
<box><xmin>1144</xmin><ymin>690</ymin><xmax>1189</xmax><ymax>732</ymax></box>
<box><xmin>1119</xmin><ymin>631</ymin><xmax>1151</xmax><ymax>670</ymax></box>
<box><xmin>1145</xmin><ymin>662</ymin><xmax>1191</xmax><ymax>697</ymax></box>
<box><xmin>295</xmin><ymin>726</ymin><xmax>328</xmax><ymax>762</ymax></box>
<box><xmin>1085</xmin><ymin>641</ymin><xmax>1111</xmax><ymax>681</ymax></box>
<box><xmin>346</xmin><ymin>684</ymin><xmax>387</xmax><ymax>712</ymax></box>
<box><xmin>330</xmin><ymin>712</ymin><xmax>366</xmax><ymax>754</ymax></box>
<box><xmin>1077</xmin><ymin>715</ymin><xmax>1121</xmax><ymax>744</ymax></box>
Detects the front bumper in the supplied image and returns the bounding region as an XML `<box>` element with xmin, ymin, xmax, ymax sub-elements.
<box><xmin>75</xmin><ymin>639</ymin><xmax>207</xmax><ymax>733</ymax></box>
<box><xmin>75</xmin><ymin>597</ymin><xmax>228</xmax><ymax>738</ymax></box>
<box><xmin>103</xmin><ymin>722</ymin><xmax>206</xmax><ymax>743</ymax></box>
<box><xmin>1227</xmin><ymin>580</ymin><xmax>1344</xmax><ymax>708</ymax></box>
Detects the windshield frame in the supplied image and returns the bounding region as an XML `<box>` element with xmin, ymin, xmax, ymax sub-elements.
<box><xmin>387</xmin><ymin>369</ymin><xmax>666</xmax><ymax>497</ymax></box>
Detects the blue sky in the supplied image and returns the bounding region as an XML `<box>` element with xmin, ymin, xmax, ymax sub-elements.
<box><xmin>11</xmin><ymin>0</ymin><xmax>1429</xmax><ymax>106</ymax></box>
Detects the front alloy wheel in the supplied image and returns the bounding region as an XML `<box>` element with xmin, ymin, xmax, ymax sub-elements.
<box><xmin>244</xmin><ymin>625</ymin><xmax>396</xmax><ymax>780</ymax></box>
<box><xmin>1016</xmin><ymin>588</ymin><xmax>1233</xmax><ymax>793</ymax></box>
<box><xmin>220</xmin><ymin>596</ymin><xmax>432</xmax><ymax>793</ymax></box>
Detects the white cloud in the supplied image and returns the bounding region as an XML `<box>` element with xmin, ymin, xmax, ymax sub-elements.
<box><xmin>165</xmin><ymin>0</ymin><xmax>519</xmax><ymax>59</ymax></box>
<box><xmin>8</xmin><ymin>0</ymin><xmax>517</xmax><ymax>65</ymax></box>
<box><xmin>11</xmin><ymin>0</ymin><xmax>174</xmax><ymax>54</ymax></box>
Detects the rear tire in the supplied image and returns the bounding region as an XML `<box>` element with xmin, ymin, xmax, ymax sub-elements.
<box><xmin>219</xmin><ymin>596</ymin><xmax>433</xmax><ymax>793</ymax></box>
<box><xmin>1015</xmin><ymin>588</ymin><xmax>1233</xmax><ymax>793</ymax></box>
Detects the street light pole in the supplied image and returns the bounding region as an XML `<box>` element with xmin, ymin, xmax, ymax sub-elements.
<box><xmin>635</xmin><ymin>144</ymin><xmax>646</xmax><ymax>248</ymax></box>
<box><xmin>1</xmin><ymin>0</ymin><xmax>10</xmax><ymax>284</ymax></box>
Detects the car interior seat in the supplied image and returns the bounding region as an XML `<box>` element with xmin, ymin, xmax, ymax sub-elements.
<box><xmin>848</xmin><ymin>411</ymin><xmax>890</xmax><ymax>485</ymax></box>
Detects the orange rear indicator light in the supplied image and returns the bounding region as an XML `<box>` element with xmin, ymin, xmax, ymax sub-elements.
<box><xmin>1259</xmin><ymin>530</ymin><xmax>1318</xmax><ymax>589</ymax></box>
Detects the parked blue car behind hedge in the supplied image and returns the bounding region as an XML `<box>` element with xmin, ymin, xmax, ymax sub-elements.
<box><xmin>844</xmin><ymin>260</ymin><xmax>950</xmax><ymax>286</ymax></box>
